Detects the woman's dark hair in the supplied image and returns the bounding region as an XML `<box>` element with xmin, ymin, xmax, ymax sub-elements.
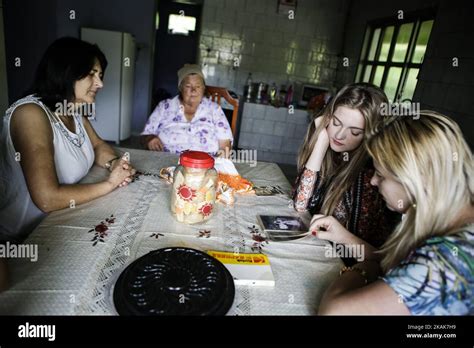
<box><xmin>27</xmin><ymin>37</ymin><xmax>107</xmax><ymax>110</ymax></box>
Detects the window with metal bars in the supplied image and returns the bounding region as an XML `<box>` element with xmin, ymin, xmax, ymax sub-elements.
<box><xmin>355</xmin><ymin>10</ymin><xmax>435</xmax><ymax>102</ymax></box>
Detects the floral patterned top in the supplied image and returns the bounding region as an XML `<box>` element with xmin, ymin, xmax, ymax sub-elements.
<box><xmin>292</xmin><ymin>163</ymin><xmax>400</xmax><ymax>248</ymax></box>
<box><xmin>141</xmin><ymin>95</ymin><xmax>233</xmax><ymax>155</ymax></box>
<box><xmin>383</xmin><ymin>226</ymin><xmax>474</xmax><ymax>315</ymax></box>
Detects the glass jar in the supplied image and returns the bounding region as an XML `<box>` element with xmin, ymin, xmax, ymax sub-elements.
<box><xmin>171</xmin><ymin>151</ymin><xmax>218</xmax><ymax>224</ymax></box>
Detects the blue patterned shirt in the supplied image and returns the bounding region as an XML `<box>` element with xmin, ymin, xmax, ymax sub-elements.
<box><xmin>383</xmin><ymin>226</ymin><xmax>473</xmax><ymax>315</ymax></box>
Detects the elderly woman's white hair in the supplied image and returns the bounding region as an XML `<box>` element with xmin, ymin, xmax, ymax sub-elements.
<box><xmin>177</xmin><ymin>64</ymin><xmax>205</xmax><ymax>88</ymax></box>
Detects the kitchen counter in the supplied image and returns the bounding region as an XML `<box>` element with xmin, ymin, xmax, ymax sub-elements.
<box><xmin>237</xmin><ymin>101</ymin><xmax>311</xmax><ymax>165</ymax></box>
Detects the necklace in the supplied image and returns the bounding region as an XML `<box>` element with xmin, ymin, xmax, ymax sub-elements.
<box><xmin>51</xmin><ymin>110</ymin><xmax>85</xmax><ymax>147</ymax></box>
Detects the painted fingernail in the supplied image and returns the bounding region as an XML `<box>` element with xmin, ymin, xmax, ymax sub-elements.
<box><xmin>312</xmin><ymin>231</ymin><xmax>317</xmax><ymax>236</ymax></box>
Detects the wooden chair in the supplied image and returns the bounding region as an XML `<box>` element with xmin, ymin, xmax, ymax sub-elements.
<box><xmin>206</xmin><ymin>85</ymin><xmax>239</xmax><ymax>137</ymax></box>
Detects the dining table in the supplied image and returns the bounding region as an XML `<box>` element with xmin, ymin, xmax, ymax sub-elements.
<box><xmin>0</xmin><ymin>147</ymin><xmax>342</xmax><ymax>315</ymax></box>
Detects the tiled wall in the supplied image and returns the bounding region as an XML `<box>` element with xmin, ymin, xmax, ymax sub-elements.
<box><xmin>199</xmin><ymin>0</ymin><xmax>349</xmax><ymax>96</ymax></box>
<box><xmin>200</xmin><ymin>0</ymin><xmax>473</xmax><ymax>164</ymax></box>
<box><xmin>238</xmin><ymin>102</ymin><xmax>309</xmax><ymax>165</ymax></box>
<box><xmin>336</xmin><ymin>0</ymin><xmax>474</xmax><ymax>147</ymax></box>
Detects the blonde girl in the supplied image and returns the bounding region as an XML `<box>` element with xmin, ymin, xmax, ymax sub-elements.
<box><xmin>316</xmin><ymin>111</ymin><xmax>473</xmax><ymax>315</ymax></box>
<box><xmin>294</xmin><ymin>83</ymin><xmax>399</xmax><ymax>257</ymax></box>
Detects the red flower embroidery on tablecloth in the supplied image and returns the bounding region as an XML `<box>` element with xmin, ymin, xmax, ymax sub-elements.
<box><xmin>248</xmin><ymin>225</ymin><xmax>268</xmax><ymax>253</ymax></box>
<box><xmin>177</xmin><ymin>184</ymin><xmax>196</xmax><ymax>202</ymax></box>
<box><xmin>88</xmin><ymin>214</ymin><xmax>115</xmax><ymax>246</ymax></box>
<box><xmin>197</xmin><ymin>230</ymin><xmax>211</xmax><ymax>238</ymax></box>
<box><xmin>199</xmin><ymin>203</ymin><xmax>213</xmax><ymax>217</ymax></box>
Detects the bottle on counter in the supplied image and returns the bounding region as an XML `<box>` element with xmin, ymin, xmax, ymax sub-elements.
<box><xmin>285</xmin><ymin>84</ymin><xmax>294</xmax><ymax>107</ymax></box>
<box><xmin>171</xmin><ymin>151</ymin><xmax>218</xmax><ymax>224</ymax></box>
<box><xmin>269</xmin><ymin>83</ymin><xmax>277</xmax><ymax>103</ymax></box>
<box><xmin>278</xmin><ymin>84</ymin><xmax>287</xmax><ymax>105</ymax></box>
<box><xmin>257</xmin><ymin>82</ymin><xmax>266</xmax><ymax>103</ymax></box>
<box><xmin>245</xmin><ymin>73</ymin><xmax>253</xmax><ymax>101</ymax></box>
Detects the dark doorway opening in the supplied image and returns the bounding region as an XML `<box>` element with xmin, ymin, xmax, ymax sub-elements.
<box><xmin>151</xmin><ymin>0</ymin><xmax>202</xmax><ymax>111</ymax></box>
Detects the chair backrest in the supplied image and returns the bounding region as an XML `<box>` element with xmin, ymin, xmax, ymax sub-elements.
<box><xmin>206</xmin><ymin>85</ymin><xmax>239</xmax><ymax>137</ymax></box>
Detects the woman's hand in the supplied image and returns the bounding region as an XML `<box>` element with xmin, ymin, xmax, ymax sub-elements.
<box><xmin>314</xmin><ymin>116</ymin><xmax>324</xmax><ymax>128</ymax></box>
<box><xmin>147</xmin><ymin>136</ymin><xmax>164</xmax><ymax>151</ymax></box>
<box><xmin>314</xmin><ymin>117</ymin><xmax>329</xmax><ymax>152</ymax></box>
<box><xmin>217</xmin><ymin>139</ymin><xmax>232</xmax><ymax>158</ymax></box>
<box><xmin>305</xmin><ymin>117</ymin><xmax>330</xmax><ymax>171</ymax></box>
<box><xmin>110</xmin><ymin>157</ymin><xmax>136</xmax><ymax>187</ymax></box>
<box><xmin>107</xmin><ymin>157</ymin><xmax>135</xmax><ymax>188</ymax></box>
<box><xmin>309</xmin><ymin>214</ymin><xmax>355</xmax><ymax>245</ymax></box>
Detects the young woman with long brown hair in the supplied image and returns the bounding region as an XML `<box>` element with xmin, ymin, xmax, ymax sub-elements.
<box><xmin>294</xmin><ymin>83</ymin><xmax>399</xmax><ymax>258</ymax></box>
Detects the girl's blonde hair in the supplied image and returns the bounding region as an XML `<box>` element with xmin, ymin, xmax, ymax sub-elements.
<box><xmin>366</xmin><ymin>111</ymin><xmax>474</xmax><ymax>272</ymax></box>
<box><xmin>297</xmin><ymin>83</ymin><xmax>388</xmax><ymax>216</ymax></box>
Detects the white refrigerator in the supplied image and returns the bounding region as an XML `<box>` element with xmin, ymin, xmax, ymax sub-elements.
<box><xmin>81</xmin><ymin>27</ymin><xmax>135</xmax><ymax>144</ymax></box>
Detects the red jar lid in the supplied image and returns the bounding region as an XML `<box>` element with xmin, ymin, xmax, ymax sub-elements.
<box><xmin>179</xmin><ymin>151</ymin><xmax>215</xmax><ymax>169</ymax></box>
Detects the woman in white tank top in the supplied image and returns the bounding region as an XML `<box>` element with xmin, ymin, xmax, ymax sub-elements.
<box><xmin>0</xmin><ymin>37</ymin><xmax>136</xmax><ymax>246</ymax></box>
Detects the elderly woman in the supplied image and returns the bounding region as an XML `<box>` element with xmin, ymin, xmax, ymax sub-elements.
<box><xmin>0</xmin><ymin>37</ymin><xmax>136</xmax><ymax>246</ymax></box>
<box><xmin>141</xmin><ymin>64</ymin><xmax>233</xmax><ymax>157</ymax></box>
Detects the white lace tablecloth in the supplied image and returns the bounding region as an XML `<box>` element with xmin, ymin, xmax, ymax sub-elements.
<box><xmin>0</xmin><ymin>148</ymin><xmax>342</xmax><ymax>315</ymax></box>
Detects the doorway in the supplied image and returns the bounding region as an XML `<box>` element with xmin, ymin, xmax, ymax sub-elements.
<box><xmin>151</xmin><ymin>0</ymin><xmax>202</xmax><ymax>110</ymax></box>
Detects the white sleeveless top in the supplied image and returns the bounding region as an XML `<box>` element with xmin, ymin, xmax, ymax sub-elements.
<box><xmin>0</xmin><ymin>95</ymin><xmax>95</xmax><ymax>242</ymax></box>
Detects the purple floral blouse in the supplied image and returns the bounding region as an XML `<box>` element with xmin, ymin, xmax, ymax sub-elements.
<box><xmin>141</xmin><ymin>96</ymin><xmax>233</xmax><ymax>155</ymax></box>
